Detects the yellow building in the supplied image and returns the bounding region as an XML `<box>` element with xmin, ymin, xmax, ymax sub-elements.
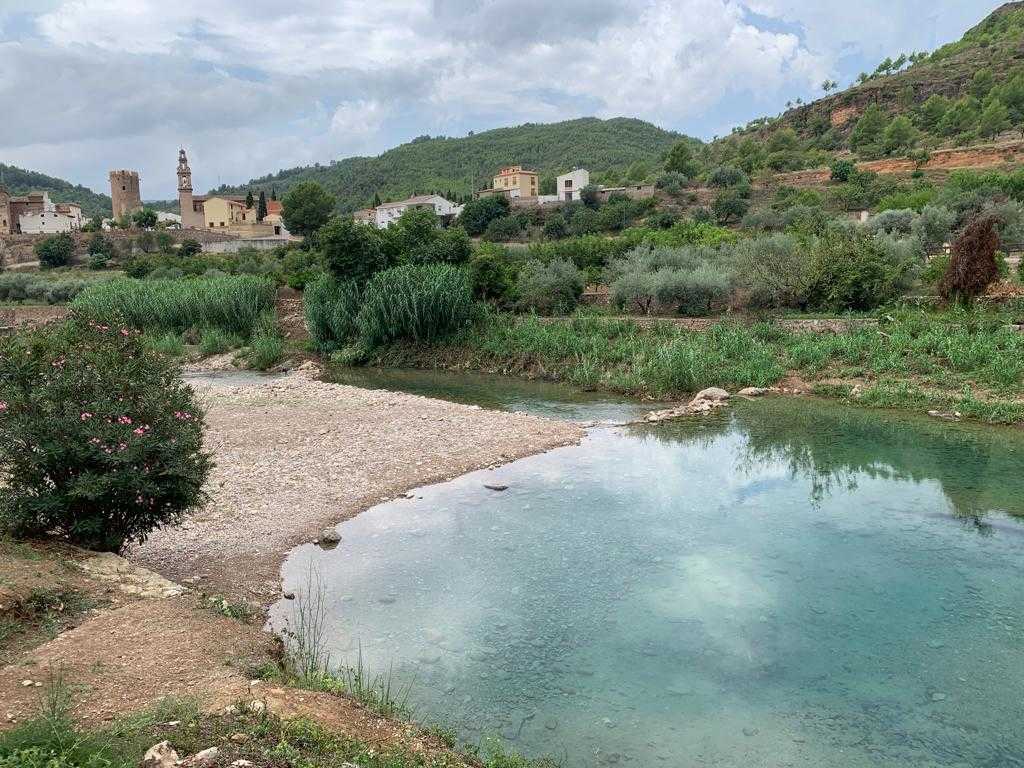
<box><xmin>491</xmin><ymin>166</ymin><xmax>539</xmax><ymax>199</ymax></box>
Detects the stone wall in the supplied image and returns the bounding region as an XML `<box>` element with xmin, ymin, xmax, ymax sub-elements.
<box><xmin>0</xmin><ymin>228</ymin><xmax>240</xmax><ymax>266</ymax></box>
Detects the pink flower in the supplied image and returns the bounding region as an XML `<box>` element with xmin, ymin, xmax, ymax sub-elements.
<box><xmin>118</xmin><ymin>416</ymin><xmax>133</xmax><ymax>425</ymax></box>
<box><xmin>133</xmin><ymin>427</ymin><xmax>146</xmax><ymax>435</ymax></box>
<box><xmin>0</xmin><ymin>401</ymin><xmax>7</xmax><ymax>412</ymax></box>
<box><xmin>80</xmin><ymin>412</ymin><xmax>93</xmax><ymax>421</ymax></box>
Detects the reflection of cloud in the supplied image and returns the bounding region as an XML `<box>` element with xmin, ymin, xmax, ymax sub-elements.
<box><xmin>649</xmin><ymin>548</ymin><xmax>774</xmax><ymax>661</ymax></box>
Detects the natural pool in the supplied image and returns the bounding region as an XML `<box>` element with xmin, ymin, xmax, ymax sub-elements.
<box><xmin>273</xmin><ymin>376</ymin><xmax>1024</xmax><ymax>767</ymax></box>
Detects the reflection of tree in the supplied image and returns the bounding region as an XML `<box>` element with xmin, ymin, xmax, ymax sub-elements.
<box><xmin>641</xmin><ymin>400</ymin><xmax>1024</xmax><ymax>529</ymax></box>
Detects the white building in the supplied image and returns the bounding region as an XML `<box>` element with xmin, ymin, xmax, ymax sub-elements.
<box><xmin>373</xmin><ymin>194</ymin><xmax>458</xmax><ymax>229</ymax></box>
<box><xmin>556</xmin><ymin>169</ymin><xmax>590</xmax><ymax>202</ymax></box>
<box><xmin>18</xmin><ymin>193</ymin><xmax>83</xmax><ymax>234</ymax></box>
<box><xmin>157</xmin><ymin>211</ymin><xmax>182</xmax><ymax>227</ymax></box>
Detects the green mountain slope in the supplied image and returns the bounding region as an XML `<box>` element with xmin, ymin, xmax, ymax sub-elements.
<box><xmin>0</xmin><ymin>163</ymin><xmax>112</xmax><ymax>219</ymax></box>
<box><xmin>737</xmin><ymin>2</ymin><xmax>1024</xmax><ymax>154</ymax></box>
<box><xmin>214</xmin><ymin>117</ymin><xmax>690</xmax><ymax>213</ymax></box>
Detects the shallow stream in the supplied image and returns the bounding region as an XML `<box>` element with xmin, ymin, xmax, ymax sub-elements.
<box><xmin>271</xmin><ymin>368</ymin><xmax>1024</xmax><ymax>766</ymax></box>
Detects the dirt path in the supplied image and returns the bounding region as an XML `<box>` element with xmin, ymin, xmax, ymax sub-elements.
<box><xmin>129</xmin><ymin>365</ymin><xmax>582</xmax><ymax>605</ymax></box>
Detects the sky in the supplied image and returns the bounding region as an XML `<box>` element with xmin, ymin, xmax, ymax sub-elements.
<box><xmin>0</xmin><ymin>0</ymin><xmax>1003</xmax><ymax>199</ymax></box>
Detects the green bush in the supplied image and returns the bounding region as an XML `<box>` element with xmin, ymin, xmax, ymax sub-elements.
<box><xmin>806</xmin><ymin>230</ymin><xmax>918</xmax><ymax>311</ymax></box>
<box><xmin>303</xmin><ymin>275</ymin><xmax>363</xmax><ymax>353</ymax></box>
<box><xmin>483</xmin><ymin>215</ymin><xmax>523</xmax><ymax>242</ymax></box>
<box><xmin>0</xmin><ymin>273</ymin><xmax>96</xmax><ymax>305</ymax></box>
<box><xmin>516</xmin><ymin>259</ymin><xmax>584</xmax><ymax>315</ymax></box>
<box><xmin>830</xmin><ymin>159</ymin><xmax>856</xmax><ymax>182</ymax></box>
<box><xmin>72</xmin><ymin>276</ymin><xmax>276</xmax><ymax>337</ymax></box>
<box><xmin>142</xmin><ymin>331</ymin><xmax>185</xmax><ymax>358</ymax></box>
<box><xmin>0</xmin><ymin>316</ymin><xmax>212</xmax><ymax>551</ymax></box>
<box><xmin>34</xmin><ymin>234</ymin><xmax>75</xmax><ymax>268</ymax></box>
<box><xmin>469</xmin><ymin>246</ymin><xmax>514</xmax><ymax>303</ymax></box>
<box><xmin>319</xmin><ymin>216</ymin><xmax>385</xmax><ymax>284</ymax></box>
<box><xmin>356</xmin><ymin>264</ymin><xmax>474</xmax><ymax>346</ymax></box>
<box><xmin>458</xmin><ymin>196</ymin><xmax>510</xmax><ymax>236</ymax></box>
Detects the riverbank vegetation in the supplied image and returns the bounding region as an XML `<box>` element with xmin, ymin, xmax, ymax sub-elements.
<box><xmin>364</xmin><ymin>308</ymin><xmax>1024</xmax><ymax>423</ymax></box>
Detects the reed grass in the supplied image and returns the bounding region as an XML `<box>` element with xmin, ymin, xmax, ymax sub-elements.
<box><xmin>371</xmin><ymin>308</ymin><xmax>1024</xmax><ymax>422</ymax></box>
<box><xmin>72</xmin><ymin>276</ymin><xmax>275</xmax><ymax>337</ymax></box>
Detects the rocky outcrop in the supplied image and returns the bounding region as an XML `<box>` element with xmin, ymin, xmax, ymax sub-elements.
<box><xmin>644</xmin><ymin>387</ymin><xmax>732</xmax><ymax>422</ymax></box>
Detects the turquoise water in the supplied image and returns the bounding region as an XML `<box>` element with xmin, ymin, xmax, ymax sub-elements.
<box><xmin>326</xmin><ymin>366</ymin><xmax>661</xmax><ymax>423</ymax></box>
<box><xmin>274</xmin><ymin>394</ymin><xmax>1024</xmax><ymax>767</ymax></box>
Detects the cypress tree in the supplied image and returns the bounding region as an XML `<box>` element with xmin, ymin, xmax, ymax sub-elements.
<box><xmin>257</xmin><ymin>191</ymin><xmax>268</xmax><ymax>222</ymax></box>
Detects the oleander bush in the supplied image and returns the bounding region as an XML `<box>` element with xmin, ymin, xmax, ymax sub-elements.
<box><xmin>0</xmin><ymin>316</ymin><xmax>212</xmax><ymax>551</ymax></box>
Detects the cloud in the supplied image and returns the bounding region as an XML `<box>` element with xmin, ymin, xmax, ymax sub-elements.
<box><xmin>0</xmin><ymin>0</ymin><xmax>992</xmax><ymax>197</ymax></box>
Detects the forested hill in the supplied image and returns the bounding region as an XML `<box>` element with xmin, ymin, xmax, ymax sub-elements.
<box><xmin>0</xmin><ymin>163</ymin><xmax>112</xmax><ymax>219</ymax></box>
<box><xmin>214</xmin><ymin>117</ymin><xmax>691</xmax><ymax>213</ymax></box>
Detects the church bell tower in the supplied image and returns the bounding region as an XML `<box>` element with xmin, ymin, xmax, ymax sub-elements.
<box><xmin>177</xmin><ymin>148</ymin><xmax>197</xmax><ymax>229</ymax></box>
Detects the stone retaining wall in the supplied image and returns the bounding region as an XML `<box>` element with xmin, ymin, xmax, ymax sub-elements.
<box><xmin>0</xmin><ymin>229</ymin><xmax>240</xmax><ymax>266</ymax></box>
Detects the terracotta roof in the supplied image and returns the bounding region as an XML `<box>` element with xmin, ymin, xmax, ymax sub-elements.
<box><xmin>266</xmin><ymin>200</ymin><xmax>283</xmax><ymax>215</ymax></box>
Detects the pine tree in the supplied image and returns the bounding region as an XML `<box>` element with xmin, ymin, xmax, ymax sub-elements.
<box><xmin>978</xmin><ymin>99</ymin><xmax>1011</xmax><ymax>140</ymax></box>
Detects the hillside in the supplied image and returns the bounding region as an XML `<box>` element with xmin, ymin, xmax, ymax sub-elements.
<box><xmin>0</xmin><ymin>163</ymin><xmax>112</xmax><ymax>219</ymax></box>
<box><xmin>709</xmin><ymin>2</ymin><xmax>1024</xmax><ymax>170</ymax></box>
<box><xmin>213</xmin><ymin>117</ymin><xmax>691</xmax><ymax>213</ymax></box>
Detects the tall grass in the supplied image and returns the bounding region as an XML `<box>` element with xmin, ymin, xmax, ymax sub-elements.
<box><xmin>370</xmin><ymin>308</ymin><xmax>1024</xmax><ymax>421</ymax></box>
<box><xmin>356</xmin><ymin>264</ymin><xmax>473</xmax><ymax>347</ymax></box>
<box><xmin>72</xmin><ymin>276</ymin><xmax>275</xmax><ymax>337</ymax></box>
<box><xmin>303</xmin><ymin>275</ymin><xmax>362</xmax><ymax>353</ymax></box>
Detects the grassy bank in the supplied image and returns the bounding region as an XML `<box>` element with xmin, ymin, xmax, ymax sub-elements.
<box><xmin>367</xmin><ymin>309</ymin><xmax>1024</xmax><ymax>424</ymax></box>
<box><xmin>0</xmin><ymin>682</ymin><xmax>547</xmax><ymax>768</ymax></box>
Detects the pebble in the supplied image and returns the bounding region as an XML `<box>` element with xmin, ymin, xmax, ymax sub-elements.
<box><xmin>931</xmin><ymin>692</ymin><xmax>948</xmax><ymax>702</ymax></box>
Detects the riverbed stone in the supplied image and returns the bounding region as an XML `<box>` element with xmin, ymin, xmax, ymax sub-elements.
<box><xmin>738</xmin><ymin>387</ymin><xmax>768</xmax><ymax>397</ymax></box>
<box><xmin>692</xmin><ymin>387</ymin><xmax>730</xmax><ymax>402</ymax></box>
<box><xmin>319</xmin><ymin>528</ymin><xmax>342</xmax><ymax>545</ymax></box>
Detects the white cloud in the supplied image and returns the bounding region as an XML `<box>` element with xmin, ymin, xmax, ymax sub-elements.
<box><xmin>1</xmin><ymin>0</ymin><xmax>995</xmax><ymax>197</ymax></box>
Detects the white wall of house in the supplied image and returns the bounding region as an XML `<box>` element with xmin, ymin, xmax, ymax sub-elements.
<box><xmin>556</xmin><ymin>169</ymin><xmax>590</xmax><ymax>202</ymax></box>
<box><xmin>373</xmin><ymin>195</ymin><xmax>457</xmax><ymax>229</ymax></box>
<box><xmin>19</xmin><ymin>211</ymin><xmax>79</xmax><ymax>234</ymax></box>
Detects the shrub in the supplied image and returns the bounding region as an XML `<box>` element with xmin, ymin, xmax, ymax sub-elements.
<box><xmin>733</xmin><ymin>233</ymin><xmax>813</xmax><ymax>309</ymax></box>
<box><xmin>483</xmin><ymin>215</ymin><xmax>523</xmax><ymax>242</ymax></box>
<box><xmin>458</xmin><ymin>196</ymin><xmax>510</xmax><ymax>236</ymax></box>
<box><xmin>420</xmin><ymin>226</ymin><xmax>472</xmax><ymax>265</ymax></box>
<box><xmin>72</xmin><ymin>276</ymin><xmax>275</xmax><ymax>337</ymax></box>
<box><xmin>0</xmin><ymin>274</ymin><xmax>95</xmax><ymax>305</ymax></box>
<box><xmin>567</xmin><ymin>208</ymin><xmax>601</xmax><ymax>236</ymax></box>
<box><xmin>806</xmin><ymin>230</ymin><xmax>918</xmax><ymax>311</ymax></box>
<box><xmin>516</xmin><ymin>259</ymin><xmax>584</xmax><ymax>315</ymax></box>
<box><xmin>356</xmin><ymin>264</ymin><xmax>473</xmax><ymax>346</ymax></box>
<box><xmin>303</xmin><ymin>275</ymin><xmax>363</xmax><ymax>353</ymax></box>
<box><xmin>646</xmin><ymin>211</ymin><xmax>677</xmax><ymax>229</ymax></box>
<box><xmin>707</xmin><ymin>166</ymin><xmax>748</xmax><ymax>188</ymax></box>
<box><xmin>655</xmin><ymin>172</ymin><xmax>687</xmax><ymax>196</ymax></box>
<box><xmin>939</xmin><ymin>215</ymin><xmax>1001</xmax><ymax>303</ymax></box>
<box><xmin>319</xmin><ymin>217</ymin><xmax>385</xmax><ymax>283</ymax></box>
<box><xmin>35</xmin><ymin>234</ymin><xmax>74</xmax><ymax>268</ymax></box>
<box><xmin>0</xmin><ymin>316</ymin><xmax>212</xmax><ymax>551</ymax></box>
<box><xmin>543</xmin><ymin>214</ymin><xmax>568</xmax><ymax>239</ymax></box>
<box><xmin>469</xmin><ymin>247</ymin><xmax>514</xmax><ymax>303</ymax></box>
<box><xmin>911</xmin><ymin>205</ymin><xmax>956</xmax><ymax>251</ymax></box>
<box><xmin>865</xmin><ymin>208</ymin><xmax>916</xmax><ymax>236</ymax></box>
<box><xmin>179</xmin><ymin>239</ymin><xmax>202</xmax><ymax>257</ymax></box>
<box><xmin>713</xmin><ymin>190</ymin><xmax>750</xmax><ymax>224</ymax></box>
<box><xmin>830</xmin><ymin>159</ymin><xmax>856</xmax><ymax>183</ymax></box>
<box><xmin>281</xmin><ymin>181</ymin><xmax>336</xmax><ymax>238</ymax></box>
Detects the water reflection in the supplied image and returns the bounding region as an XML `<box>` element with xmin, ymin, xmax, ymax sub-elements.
<box><xmin>273</xmin><ymin>396</ymin><xmax>1024</xmax><ymax>767</ymax></box>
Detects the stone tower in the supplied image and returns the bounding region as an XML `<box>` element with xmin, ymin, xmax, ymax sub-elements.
<box><xmin>109</xmin><ymin>170</ymin><xmax>142</xmax><ymax>219</ymax></box>
<box><xmin>177</xmin><ymin>148</ymin><xmax>201</xmax><ymax>229</ymax></box>
<box><xmin>0</xmin><ymin>186</ymin><xmax>11</xmax><ymax>235</ymax></box>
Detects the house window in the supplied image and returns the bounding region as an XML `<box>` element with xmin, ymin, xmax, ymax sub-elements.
<box><xmin>220</xmin><ymin>222</ymin><xmax>225</xmax><ymax>227</ymax></box>
<box><xmin>565</xmin><ymin>180</ymin><xmax>572</xmax><ymax>188</ymax></box>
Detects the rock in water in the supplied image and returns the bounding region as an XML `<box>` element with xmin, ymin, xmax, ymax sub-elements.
<box><xmin>738</xmin><ymin>387</ymin><xmax>768</xmax><ymax>397</ymax></box>
<box><xmin>484</xmin><ymin>483</ymin><xmax>509</xmax><ymax>491</ymax></box>
<box><xmin>143</xmin><ymin>742</ymin><xmax>179</xmax><ymax>768</ymax></box>
<box><xmin>319</xmin><ymin>527</ymin><xmax>342</xmax><ymax>545</ymax></box>
<box><xmin>691</xmin><ymin>387</ymin><xmax>730</xmax><ymax>403</ymax></box>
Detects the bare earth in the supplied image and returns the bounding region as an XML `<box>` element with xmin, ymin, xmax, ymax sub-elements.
<box><xmin>131</xmin><ymin>366</ymin><xmax>583</xmax><ymax>605</ymax></box>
